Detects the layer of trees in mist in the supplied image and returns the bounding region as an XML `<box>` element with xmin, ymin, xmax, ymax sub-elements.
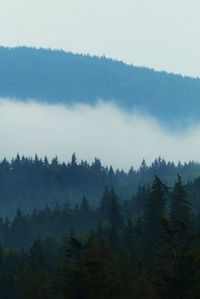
<box><xmin>2</xmin><ymin>154</ymin><xmax>200</xmax><ymax>217</ymax></box>
<box><xmin>0</xmin><ymin>175</ymin><xmax>199</xmax><ymax>249</ymax></box>
<box><xmin>0</xmin><ymin>176</ymin><xmax>200</xmax><ymax>298</ymax></box>
<box><xmin>0</xmin><ymin>152</ymin><xmax>200</xmax><ymax>298</ymax></box>
<box><xmin>1</xmin><ymin>46</ymin><xmax>200</xmax><ymax>124</ymax></box>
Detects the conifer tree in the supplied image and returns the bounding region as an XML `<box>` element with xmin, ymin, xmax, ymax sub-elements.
<box><xmin>109</xmin><ymin>187</ymin><xmax>123</xmax><ymax>230</ymax></box>
<box><xmin>144</xmin><ymin>176</ymin><xmax>168</xmax><ymax>246</ymax></box>
<box><xmin>108</xmin><ymin>188</ymin><xmax>123</xmax><ymax>249</ymax></box>
<box><xmin>99</xmin><ymin>186</ymin><xmax>111</xmax><ymax>222</ymax></box>
<box><xmin>19</xmin><ymin>239</ymin><xmax>51</xmax><ymax>299</ymax></box>
<box><xmin>143</xmin><ymin>176</ymin><xmax>168</xmax><ymax>274</ymax></box>
<box><xmin>170</xmin><ymin>175</ymin><xmax>193</xmax><ymax>236</ymax></box>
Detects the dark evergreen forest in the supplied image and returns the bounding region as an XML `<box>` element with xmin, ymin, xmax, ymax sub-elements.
<box><xmin>0</xmin><ymin>175</ymin><xmax>200</xmax><ymax>298</ymax></box>
<box><xmin>1</xmin><ymin>47</ymin><xmax>200</xmax><ymax>124</ymax></box>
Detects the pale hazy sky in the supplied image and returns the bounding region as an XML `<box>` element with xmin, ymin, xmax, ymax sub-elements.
<box><xmin>0</xmin><ymin>0</ymin><xmax>199</xmax><ymax>76</ymax></box>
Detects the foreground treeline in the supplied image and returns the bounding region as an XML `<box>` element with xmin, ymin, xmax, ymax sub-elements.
<box><xmin>0</xmin><ymin>176</ymin><xmax>200</xmax><ymax>298</ymax></box>
<box><xmin>1</xmin><ymin>154</ymin><xmax>200</xmax><ymax>217</ymax></box>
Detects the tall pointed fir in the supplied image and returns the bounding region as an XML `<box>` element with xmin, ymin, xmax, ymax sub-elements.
<box><xmin>170</xmin><ymin>175</ymin><xmax>193</xmax><ymax>252</ymax></box>
<box><xmin>109</xmin><ymin>187</ymin><xmax>123</xmax><ymax>230</ymax></box>
<box><xmin>99</xmin><ymin>186</ymin><xmax>111</xmax><ymax>222</ymax></box>
<box><xmin>109</xmin><ymin>187</ymin><xmax>123</xmax><ymax>249</ymax></box>
<box><xmin>143</xmin><ymin>176</ymin><xmax>168</xmax><ymax>274</ymax></box>
<box><xmin>144</xmin><ymin>176</ymin><xmax>168</xmax><ymax>246</ymax></box>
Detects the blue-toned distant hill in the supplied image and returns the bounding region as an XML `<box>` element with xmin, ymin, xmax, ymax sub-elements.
<box><xmin>0</xmin><ymin>46</ymin><xmax>200</xmax><ymax>124</ymax></box>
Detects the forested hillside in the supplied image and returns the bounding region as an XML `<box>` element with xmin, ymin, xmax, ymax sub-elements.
<box><xmin>1</xmin><ymin>47</ymin><xmax>200</xmax><ymax>124</ymax></box>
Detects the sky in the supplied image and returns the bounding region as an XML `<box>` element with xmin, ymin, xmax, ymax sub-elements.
<box><xmin>0</xmin><ymin>0</ymin><xmax>200</xmax><ymax>76</ymax></box>
<box><xmin>1</xmin><ymin>99</ymin><xmax>200</xmax><ymax>170</ymax></box>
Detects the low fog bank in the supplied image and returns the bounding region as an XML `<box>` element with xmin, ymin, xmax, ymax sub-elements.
<box><xmin>0</xmin><ymin>99</ymin><xmax>200</xmax><ymax>170</ymax></box>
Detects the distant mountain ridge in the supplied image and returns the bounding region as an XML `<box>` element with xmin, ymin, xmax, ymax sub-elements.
<box><xmin>0</xmin><ymin>46</ymin><xmax>200</xmax><ymax>125</ymax></box>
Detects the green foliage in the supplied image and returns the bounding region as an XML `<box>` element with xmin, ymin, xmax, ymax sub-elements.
<box><xmin>0</xmin><ymin>175</ymin><xmax>199</xmax><ymax>298</ymax></box>
<box><xmin>170</xmin><ymin>175</ymin><xmax>193</xmax><ymax>234</ymax></box>
<box><xmin>19</xmin><ymin>240</ymin><xmax>51</xmax><ymax>299</ymax></box>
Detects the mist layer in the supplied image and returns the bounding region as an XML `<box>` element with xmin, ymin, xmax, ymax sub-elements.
<box><xmin>0</xmin><ymin>99</ymin><xmax>199</xmax><ymax>169</ymax></box>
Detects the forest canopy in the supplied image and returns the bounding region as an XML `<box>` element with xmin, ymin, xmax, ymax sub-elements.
<box><xmin>1</xmin><ymin>154</ymin><xmax>200</xmax><ymax>217</ymax></box>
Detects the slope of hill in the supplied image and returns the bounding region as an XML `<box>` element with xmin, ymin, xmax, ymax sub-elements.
<box><xmin>0</xmin><ymin>46</ymin><xmax>200</xmax><ymax>125</ymax></box>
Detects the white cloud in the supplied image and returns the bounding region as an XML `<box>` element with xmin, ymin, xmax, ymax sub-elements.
<box><xmin>0</xmin><ymin>99</ymin><xmax>200</xmax><ymax>170</ymax></box>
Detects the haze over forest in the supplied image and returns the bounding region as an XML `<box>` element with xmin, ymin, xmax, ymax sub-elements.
<box><xmin>1</xmin><ymin>1</ymin><xmax>200</xmax><ymax>298</ymax></box>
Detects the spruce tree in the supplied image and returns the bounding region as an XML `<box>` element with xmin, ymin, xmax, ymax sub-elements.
<box><xmin>108</xmin><ymin>188</ymin><xmax>123</xmax><ymax>249</ymax></box>
<box><xmin>170</xmin><ymin>175</ymin><xmax>193</xmax><ymax>235</ymax></box>
<box><xmin>99</xmin><ymin>186</ymin><xmax>111</xmax><ymax>222</ymax></box>
<box><xmin>143</xmin><ymin>176</ymin><xmax>168</xmax><ymax>274</ymax></box>
<box><xmin>109</xmin><ymin>187</ymin><xmax>123</xmax><ymax>230</ymax></box>
<box><xmin>144</xmin><ymin>176</ymin><xmax>168</xmax><ymax>246</ymax></box>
